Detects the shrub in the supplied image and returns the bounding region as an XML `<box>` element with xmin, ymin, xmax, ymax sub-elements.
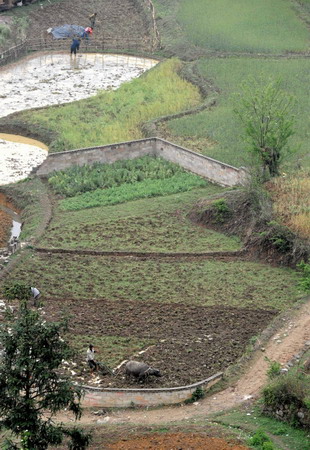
<box><xmin>0</xmin><ymin>24</ymin><xmax>10</xmax><ymax>46</ymax></box>
<box><xmin>2</xmin><ymin>281</ymin><xmax>31</xmax><ymax>302</ymax></box>
<box><xmin>248</xmin><ymin>429</ymin><xmax>274</xmax><ymax>449</ymax></box>
<box><xmin>297</xmin><ymin>261</ymin><xmax>310</xmax><ymax>292</ymax></box>
<box><xmin>265</xmin><ymin>357</ymin><xmax>282</xmax><ymax>379</ymax></box>
<box><xmin>262</xmin><ymin>372</ymin><xmax>310</xmax><ymax>428</ymax></box>
<box><xmin>185</xmin><ymin>387</ymin><xmax>205</xmax><ymax>404</ymax></box>
<box><xmin>212</xmin><ymin>198</ymin><xmax>231</xmax><ymax>223</ymax></box>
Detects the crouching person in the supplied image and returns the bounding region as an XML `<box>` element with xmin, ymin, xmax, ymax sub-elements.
<box><xmin>86</xmin><ymin>344</ymin><xmax>97</xmax><ymax>373</ymax></box>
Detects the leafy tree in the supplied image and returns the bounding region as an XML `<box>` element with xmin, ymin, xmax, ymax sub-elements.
<box><xmin>0</xmin><ymin>283</ymin><xmax>91</xmax><ymax>449</ymax></box>
<box><xmin>234</xmin><ymin>77</ymin><xmax>295</xmax><ymax>177</ymax></box>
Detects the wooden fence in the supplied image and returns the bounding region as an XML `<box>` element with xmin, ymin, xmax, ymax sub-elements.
<box><xmin>0</xmin><ymin>36</ymin><xmax>152</xmax><ymax>67</ymax></box>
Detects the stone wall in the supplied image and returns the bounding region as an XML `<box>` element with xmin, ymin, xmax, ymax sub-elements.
<box><xmin>35</xmin><ymin>138</ymin><xmax>248</xmax><ymax>187</ymax></box>
<box><xmin>81</xmin><ymin>372</ymin><xmax>223</xmax><ymax>408</ymax></box>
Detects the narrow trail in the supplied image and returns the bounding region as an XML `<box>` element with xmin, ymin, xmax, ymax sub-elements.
<box><xmin>58</xmin><ymin>299</ymin><xmax>310</xmax><ymax>426</ymax></box>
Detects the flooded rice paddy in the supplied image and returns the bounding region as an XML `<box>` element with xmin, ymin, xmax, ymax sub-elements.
<box><xmin>0</xmin><ymin>52</ymin><xmax>157</xmax><ymax>184</ymax></box>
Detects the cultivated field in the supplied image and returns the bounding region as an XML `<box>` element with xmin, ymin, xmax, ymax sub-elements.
<box><xmin>5</xmin><ymin>173</ymin><xmax>303</xmax><ymax>388</ymax></box>
<box><xmin>176</xmin><ymin>0</ymin><xmax>309</xmax><ymax>53</ymax></box>
<box><xmin>1</xmin><ymin>0</ymin><xmax>309</xmax><ymax>447</ymax></box>
<box><xmin>164</xmin><ymin>58</ymin><xmax>310</xmax><ymax>169</ymax></box>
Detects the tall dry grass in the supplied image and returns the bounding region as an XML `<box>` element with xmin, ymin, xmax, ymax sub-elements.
<box><xmin>268</xmin><ymin>170</ymin><xmax>310</xmax><ymax>239</ymax></box>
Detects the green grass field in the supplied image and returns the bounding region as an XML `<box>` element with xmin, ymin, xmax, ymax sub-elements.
<box><xmin>176</xmin><ymin>0</ymin><xmax>310</xmax><ymax>53</ymax></box>
<box><xmin>213</xmin><ymin>403</ymin><xmax>310</xmax><ymax>450</ymax></box>
<box><xmin>165</xmin><ymin>57</ymin><xmax>310</xmax><ymax>168</ymax></box>
<box><xmin>18</xmin><ymin>59</ymin><xmax>201</xmax><ymax>152</ymax></box>
<box><xmin>10</xmin><ymin>251</ymin><xmax>301</xmax><ymax>310</ymax></box>
<box><xmin>40</xmin><ymin>187</ymin><xmax>241</xmax><ymax>252</ymax></box>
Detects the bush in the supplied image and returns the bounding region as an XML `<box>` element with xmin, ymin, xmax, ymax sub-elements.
<box><xmin>262</xmin><ymin>372</ymin><xmax>310</xmax><ymax>428</ymax></box>
<box><xmin>248</xmin><ymin>429</ymin><xmax>274</xmax><ymax>449</ymax></box>
<box><xmin>212</xmin><ymin>198</ymin><xmax>231</xmax><ymax>223</ymax></box>
<box><xmin>2</xmin><ymin>281</ymin><xmax>31</xmax><ymax>302</ymax></box>
<box><xmin>184</xmin><ymin>386</ymin><xmax>205</xmax><ymax>404</ymax></box>
<box><xmin>265</xmin><ymin>357</ymin><xmax>282</xmax><ymax>379</ymax></box>
<box><xmin>0</xmin><ymin>24</ymin><xmax>11</xmax><ymax>46</ymax></box>
<box><xmin>297</xmin><ymin>261</ymin><xmax>310</xmax><ymax>292</ymax></box>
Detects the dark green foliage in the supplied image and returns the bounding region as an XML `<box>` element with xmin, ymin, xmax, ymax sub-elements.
<box><xmin>248</xmin><ymin>429</ymin><xmax>275</xmax><ymax>449</ymax></box>
<box><xmin>184</xmin><ymin>386</ymin><xmax>205</xmax><ymax>404</ymax></box>
<box><xmin>2</xmin><ymin>281</ymin><xmax>31</xmax><ymax>302</ymax></box>
<box><xmin>265</xmin><ymin>357</ymin><xmax>281</xmax><ymax>379</ymax></box>
<box><xmin>234</xmin><ymin>78</ymin><xmax>295</xmax><ymax>177</ymax></box>
<box><xmin>297</xmin><ymin>261</ymin><xmax>310</xmax><ymax>292</ymax></box>
<box><xmin>262</xmin><ymin>372</ymin><xmax>310</xmax><ymax>428</ymax></box>
<box><xmin>212</xmin><ymin>198</ymin><xmax>231</xmax><ymax>223</ymax></box>
<box><xmin>48</xmin><ymin>156</ymin><xmax>186</xmax><ymax>198</ymax></box>
<box><xmin>261</xmin><ymin>221</ymin><xmax>295</xmax><ymax>253</ymax></box>
<box><xmin>0</xmin><ymin>297</ymin><xmax>90</xmax><ymax>449</ymax></box>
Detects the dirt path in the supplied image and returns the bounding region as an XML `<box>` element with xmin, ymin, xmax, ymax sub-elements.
<box><xmin>58</xmin><ymin>298</ymin><xmax>310</xmax><ymax>425</ymax></box>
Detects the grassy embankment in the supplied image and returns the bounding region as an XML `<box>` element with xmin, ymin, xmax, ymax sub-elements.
<box><xmin>268</xmin><ymin>170</ymin><xmax>310</xmax><ymax>240</ymax></box>
<box><xmin>162</xmin><ymin>58</ymin><xmax>310</xmax><ymax>239</ymax></box>
<box><xmin>17</xmin><ymin>59</ymin><xmax>201</xmax><ymax>152</ymax></box>
<box><xmin>152</xmin><ymin>1</ymin><xmax>310</xmax><ymax>240</ymax></box>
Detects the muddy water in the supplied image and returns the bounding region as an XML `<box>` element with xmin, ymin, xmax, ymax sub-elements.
<box><xmin>0</xmin><ymin>52</ymin><xmax>157</xmax><ymax>186</ymax></box>
<box><xmin>0</xmin><ymin>133</ymin><xmax>48</xmax><ymax>150</ymax></box>
<box><xmin>0</xmin><ymin>52</ymin><xmax>158</xmax><ymax>118</ymax></box>
<box><xmin>0</xmin><ymin>135</ymin><xmax>48</xmax><ymax>186</ymax></box>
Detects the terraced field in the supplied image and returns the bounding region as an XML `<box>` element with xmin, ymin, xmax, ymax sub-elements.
<box><xmin>5</xmin><ymin>179</ymin><xmax>303</xmax><ymax>388</ymax></box>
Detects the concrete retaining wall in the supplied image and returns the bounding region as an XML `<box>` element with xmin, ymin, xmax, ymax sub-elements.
<box><xmin>36</xmin><ymin>139</ymin><xmax>156</xmax><ymax>176</ymax></box>
<box><xmin>81</xmin><ymin>372</ymin><xmax>223</xmax><ymax>407</ymax></box>
<box><xmin>36</xmin><ymin>138</ymin><xmax>247</xmax><ymax>187</ymax></box>
<box><xmin>156</xmin><ymin>139</ymin><xmax>247</xmax><ymax>186</ymax></box>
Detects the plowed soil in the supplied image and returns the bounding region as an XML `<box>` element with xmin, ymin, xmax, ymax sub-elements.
<box><xmin>42</xmin><ymin>297</ymin><xmax>276</xmax><ymax>388</ymax></box>
<box><xmin>107</xmin><ymin>433</ymin><xmax>249</xmax><ymax>449</ymax></box>
<box><xmin>27</xmin><ymin>0</ymin><xmax>152</xmax><ymax>49</ymax></box>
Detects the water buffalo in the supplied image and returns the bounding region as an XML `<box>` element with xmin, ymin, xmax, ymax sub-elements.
<box><xmin>125</xmin><ymin>360</ymin><xmax>162</xmax><ymax>382</ymax></box>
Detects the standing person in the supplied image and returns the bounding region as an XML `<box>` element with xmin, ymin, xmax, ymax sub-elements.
<box><xmin>86</xmin><ymin>344</ymin><xmax>97</xmax><ymax>373</ymax></box>
<box><xmin>70</xmin><ymin>38</ymin><xmax>80</xmax><ymax>56</ymax></box>
<box><xmin>30</xmin><ymin>287</ymin><xmax>41</xmax><ymax>307</ymax></box>
<box><xmin>89</xmin><ymin>12</ymin><xmax>97</xmax><ymax>29</ymax></box>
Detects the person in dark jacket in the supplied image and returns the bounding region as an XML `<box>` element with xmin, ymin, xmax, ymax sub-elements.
<box><xmin>70</xmin><ymin>38</ymin><xmax>80</xmax><ymax>55</ymax></box>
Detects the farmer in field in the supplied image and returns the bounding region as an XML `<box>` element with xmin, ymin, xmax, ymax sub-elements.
<box><xmin>86</xmin><ymin>344</ymin><xmax>98</xmax><ymax>373</ymax></box>
<box><xmin>70</xmin><ymin>38</ymin><xmax>80</xmax><ymax>56</ymax></box>
<box><xmin>30</xmin><ymin>286</ymin><xmax>41</xmax><ymax>307</ymax></box>
<box><xmin>89</xmin><ymin>12</ymin><xmax>97</xmax><ymax>29</ymax></box>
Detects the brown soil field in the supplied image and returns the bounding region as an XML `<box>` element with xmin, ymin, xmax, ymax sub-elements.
<box><xmin>106</xmin><ymin>433</ymin><xmax>249</xmax><ymax>449</ymax></box>
<box><xmin>0</xmin><ymin>210</ymin><xmax>11</xmax><ymax>246</ymax></box>
<box><xmin>41</xmin><ymin>297</ymin><xmax>276</xmax><ymax>388</ymax></box>
<box><xmin>27</xmin><ymin>0</ymin><xmax>152</xmax><ymax>49</ymax></box>
<box><xmin>0</xmin><ymin>193</ymin><xmax>19</xmax><ymax>247</ymax></box>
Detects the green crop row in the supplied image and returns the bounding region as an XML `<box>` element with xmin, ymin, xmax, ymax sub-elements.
<box><xmin>48</xmin><ymin>156</ymin><xmax>186</xmax><ymax>197</ymax></box>
<box><xmin>59</xmin><ymin>172</ymin><xmax>207</xmax><ymax>211</ymax></box>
